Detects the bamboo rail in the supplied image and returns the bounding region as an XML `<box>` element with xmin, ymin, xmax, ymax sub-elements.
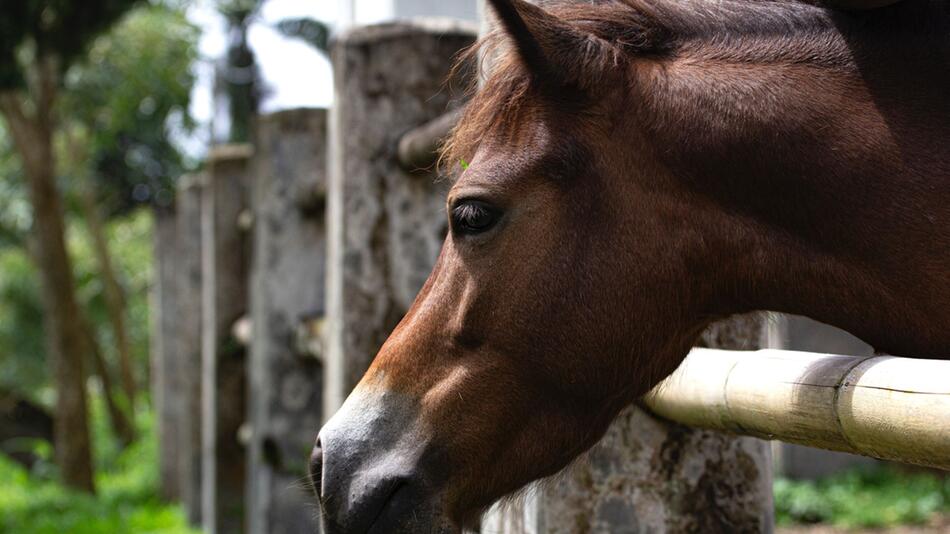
<box><xmin>644</xmin><ymin>348</ymin><xmax>950</xmax><ymax>471</ymax></box>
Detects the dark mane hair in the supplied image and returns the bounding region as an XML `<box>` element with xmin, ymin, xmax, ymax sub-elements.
<box><xmin>442</xmin><ymin>0</ymin><xmax>841</xmax><ymax>172</ymax></box>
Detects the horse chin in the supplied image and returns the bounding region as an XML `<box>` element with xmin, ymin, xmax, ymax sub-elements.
<box><xmin>321</xmin><ymin>487</ymin><xmax>458</xmax><ymax>534</ymax></box>
<box><xmin>314</xmin><ymin>385</ymin><xmax>463</xmax><ymax>533</ymax></box>
<box><xmin>368</xmin><ymin>499</ymin><xmax>458</xmax><ymax>534</ymax></box>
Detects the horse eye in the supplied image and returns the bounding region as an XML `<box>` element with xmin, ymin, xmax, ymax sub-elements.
<box><xmin>451</xmin><ymin>200</ymin><xmax>499</xmax><ymax>235</ymax></box>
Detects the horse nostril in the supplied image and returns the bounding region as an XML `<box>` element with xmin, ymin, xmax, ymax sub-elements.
<box><xmin>309</xmin><ymin>438</ymin><xmax>324</xmax><ymax>498</ymax></box>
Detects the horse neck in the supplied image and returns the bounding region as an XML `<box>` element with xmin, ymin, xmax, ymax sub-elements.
<box><xmin>634</xmin><ymin>17</ymin><xmax>950</xmax><ymax>357</ymax></box>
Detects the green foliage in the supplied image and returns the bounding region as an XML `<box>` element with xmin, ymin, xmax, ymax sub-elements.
<box><xmin>216</xmin><ymin>0</ymin><xmax>262</xmax><ymax>143</ymax></box>
<box><xmin>775</xmin><ymin>467</ymin><xmax>950</xmax><ymax>528</ymax></box>
<box><xmin>72</xmin><ymin>210</ymin><xmax>154</xmax><ymax>376</ymax></box>
<box><xmin>213</xmin><ymin>3</ymin><xmax>329</xmax><ymax>144</ymax></box>
<box><xmin>0</xmin><ymin>1</ymin><xmax>194</xmax><ymax>394</ymax></box>
<box><xmin>0</xmin><ymin>0</ymin><xmax>142</xmax><ymax>90</ymax></box>
<box><xmin>62</xmin><ymin>4</ymin><xmax>199</xmax><ymax>212</ymax></box>
<box><xmin>0</xmin><ymin>404</ymin><xmax>198</xmax><ymax>534</ymax></box>
<box><xmin>0</xmin><ymin>128</ymin><xmax>30</xmax><ymax>248</ymax></box>
<box><xmin>0</xmin><ymin>126</ymin><xmax>48</xmax><ymax>392</ymax></box>
<box><xmin>0</xmin><ymin>210</ymin><xmax>153</xmax><ymax>403</ymax></box>
<box><xmin>0</xmin><ymin>250</ymin><xmax>47</xmax><ymax>398</ymax></box>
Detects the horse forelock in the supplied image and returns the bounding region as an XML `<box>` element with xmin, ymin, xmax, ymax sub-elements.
<box><xmin>443</xmin><ymin>0</ymin><xmax>671</xmax><ymax>173</ymax></box>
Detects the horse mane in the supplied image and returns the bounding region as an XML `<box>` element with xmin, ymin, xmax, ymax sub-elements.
<box><xmin>442</xmin><ymin>0</ymin><xmax>841</xmax><ymax>172</ymax></box>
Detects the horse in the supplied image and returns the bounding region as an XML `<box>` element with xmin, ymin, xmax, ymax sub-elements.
<box><xmin>313</xmin><ymin>0</ymin><xmax>950</xmax><ymax>531</ymax></box>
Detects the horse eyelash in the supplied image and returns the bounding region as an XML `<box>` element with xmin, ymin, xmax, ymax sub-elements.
<box><xmin>453</xmin><ymin>203</ymin><xmax>487</xmax><ymax>220</ymax></box>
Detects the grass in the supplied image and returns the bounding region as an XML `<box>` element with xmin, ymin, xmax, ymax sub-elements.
<box><xmin>775</xmin><ymin>466</ymin><xmax>950</xmax><ymax>529</ymax></box>
<box><xmin>0</xmin><ymin>404</ymin><xmax>198</xmax><ymax>534</ymax></box>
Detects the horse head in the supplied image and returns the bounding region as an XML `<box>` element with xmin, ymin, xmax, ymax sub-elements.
<box><xmin>311</xmin><ymin>0</ymin><xmax>914</xmax><ymax>531</ymax></box>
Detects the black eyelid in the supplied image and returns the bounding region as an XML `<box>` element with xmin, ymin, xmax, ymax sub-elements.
<box><xmin>453</xmin><ymin>202</ymin><xmax>488</xmax><ymax>217</ymax></box>
<box><xmin>450</xmin><ymin>196</ymin><xmax>493</xmax><ymax>211</ymax></box>
<box><xmin>451</xmin><ymin>199</ymin><xmax>497</xmax><ymax>218</ymax></box>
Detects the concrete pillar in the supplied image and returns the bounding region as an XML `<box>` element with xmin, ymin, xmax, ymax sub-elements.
<box><xmin>176</xmin><ymin>174</ymin><xmax>206</xmax><ymax>525</ymax></box>
<box><xmin>483</xmin><ymin>317</ymin><xmax>774</xmax><ymax>533</ymax></box>
<box><xmin>151</xmin><ymin>204</ymin><xmax>181</xmax><ymax>502</ymax></box>
<box><xmin>201</xmin><ymin>145</ymin><xmax>253</xmax><ymax>534</ymax></box>
<box><xmin>246</xmin><ymin>109</ymin><xmax>327</xmax><ymax>534</ymax></box>
<box><xmin>324</xmin><ymin>20</ymin><xmax>477</xmax><ymax>418</ymax></box>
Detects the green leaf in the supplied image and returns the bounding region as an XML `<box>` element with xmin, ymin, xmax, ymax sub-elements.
<box><xmin>60</xmin><ymin>4</ymin><xmax>199</xmax><ymax>213</ymax></box>
<box><xmin>0</xmin><ymin>0</ymin><xmax>144</xmax><ymax>90</ymax></box>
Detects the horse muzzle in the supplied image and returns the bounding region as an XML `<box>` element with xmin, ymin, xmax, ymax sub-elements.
<box><xmin>311</xmin><ymin>387</ymin><xmax>456</xmax><ymax>533</ymax></box>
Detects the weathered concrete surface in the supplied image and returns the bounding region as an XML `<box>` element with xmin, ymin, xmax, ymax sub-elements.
<box><xmin>151</xmin><ymin>205</ymin><xmax>181</xmax><ymax>502</ymax></box>
<box><xmin>201</xmin><ymin>146</ymin><xmax>252</xmax><ymax>534</ymax></box>
<box><xmin>246</xmin><ymin>109</ymin><xmax>327</xmax><ymax>534</ymax></box>
<box><xmin>324</xmin><ymin>20</ymin><xmax>477</xmax><ymax>418</ymax></box>
<box><xmin>176</xmin><ymin>174</ymin><xmax>205</xmax><ymax>525</ymax></box>
<box><xmin>153</xmin><ymin>176</ymin><xmax>205</xmax><ymax>522</ymax></box>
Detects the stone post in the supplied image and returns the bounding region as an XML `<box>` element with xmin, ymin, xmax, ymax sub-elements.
<box><xmin>176</xmin><ymin>173</ymin><xmax>205</xmax><ymax>526</ymax></box>
<box><xmin>201</xmin><ymin>145</ymin><xmax>253</xmax><ymax>534</ymax></box>
<box><xmin>324</xmin><ymin>20</ymin><xmax>477</xmax><ymax>418</ymax></box>
<box><xmin>151</xmin><ymin>204</ymin><xmax>181</xmax><ymax>502</ymax></box>
<box><xmin>246</xmin><ymin>109</ymin><xmax>327</xmax><ymax>534</ymax></box>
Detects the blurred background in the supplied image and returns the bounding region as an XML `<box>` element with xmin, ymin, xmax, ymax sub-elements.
<box><xmin>0</xmin><ymin>1</ymin><xmax>337</xmax><ymax>532</ymax></box>
<box><xmin>0</xmin><ymin>1</ymin><xmax>945</xmax><ymax>533</ymax></box>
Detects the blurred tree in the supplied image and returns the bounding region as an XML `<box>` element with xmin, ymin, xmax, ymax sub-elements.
<box><xmin>61</xmin><ymin>5</ymin><xmax>199</xmax><ymax>444</ymax></box>
<box><xmin>0</xmin><ymin>153</ymin><xmax>153</xmax><ymax>457</ymax></box>
<box><xmin>275</xmin><ymin>17</ymin><xmax>330</xmax><ymax>54</ymax></box>
<box><xmin>212</xmin><ymin>2</ymin><xmax>330</xmax><ymax>144</ymax></box>
<box><xmin>0</xmin><ymin>129</ymin><xmax>49</xmax><ymax>400</ymax></box>
<box><xmin>67</xmin><ymin>134</ymin><xmax>138</xmax><ymax>448</ymax></box>
<box><xmin>0</xmin><ymin>130</ymin><xmax>30</xmax><ymax>249</ymax></box>
<box><xmin>217</xmin><ymin>0</ymin><xmax>262</xmax><ymax>143</ymax></box>
<box><xmin>0</xmin><ymin>0</ymin><xmax>143</xmax><ymax>493</ymax></box>
<box><xmin>63</xmin><ymin>5</ymin><xmax>197</xmax><ymax>213</ymax></box>
<box><xmin>0</xmin><ymin>248</ymin><xmax>47</xmax><ymax>394</ymax></box>
<box><xmin>0</xmin><ymin>132</ymin><xmax>137</xmax><ymax>450</ymax></box>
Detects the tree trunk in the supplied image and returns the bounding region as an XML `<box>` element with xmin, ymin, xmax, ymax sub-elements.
<box><xmin>21</xmin><ymin>132</ymin><xmax>95</xmax><ymax>492</ymax></box>
<box><xmin>23</xmin><ymin>227</ymin><xmax>134</xmax><ymax>450</ymax></box>
<box><xmin>0</xmin><ymin>63</ymin><xmax>96</xmax><ymax>492</ymax></box>
<box><xmin>83</xmin><ymin>320</ymin><xmax>135</xmax><ymax>447</ymax></box>
<box><xmin>79</xmin><ymin>175</ymin><xmax>137</xmax><ymax>420</ymax></box>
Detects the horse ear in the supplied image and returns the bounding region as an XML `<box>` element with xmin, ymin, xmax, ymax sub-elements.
<box><xmin>485</xmin><ymin>0</ymin><xmax>604</xmax><ymax>89</ymax></box>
